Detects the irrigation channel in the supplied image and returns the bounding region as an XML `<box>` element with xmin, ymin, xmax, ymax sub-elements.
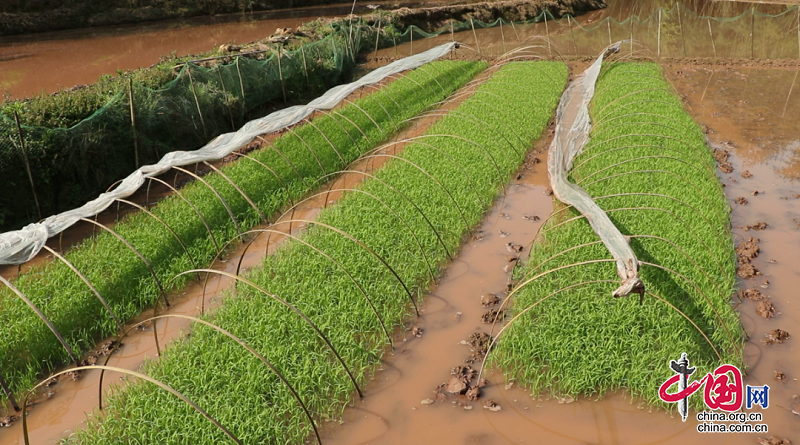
<box><xmin>2</xmin><ymin>2</ymin><xmax>800</xmax><ymax>445</ymax></box>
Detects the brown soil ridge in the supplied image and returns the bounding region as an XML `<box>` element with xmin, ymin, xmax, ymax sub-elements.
<box><xmin>389</xmin><ymin>0</ymin><xmax>607</xmax><ymax>33</ymax></box>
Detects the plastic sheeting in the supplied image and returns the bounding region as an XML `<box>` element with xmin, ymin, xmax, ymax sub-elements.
<box><xmin>0</xmin><ymin>42</ymin><xmax>458</xmax><ymax>265</ymax></box>
<box><xmin>546</xmin><ymin>41</ymin><xmax>645</xmax><ymax>300</ymax></box>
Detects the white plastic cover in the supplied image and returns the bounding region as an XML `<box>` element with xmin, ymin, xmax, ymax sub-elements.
<box><xmin>547</xmin><ymin>41</ymin><xmax>645</xmax><ymax>299</ymax></box>
<box><xmin>0</xmin><ymin>42</ymin><xmax>458</xmax><ymax>265</ymax></box>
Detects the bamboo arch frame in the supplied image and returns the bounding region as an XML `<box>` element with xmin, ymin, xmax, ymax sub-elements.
<box><xmin>78</xmin><ymin>217</ymin><xmax>170</xmax><ymax>309</ymax></box>
<box><xmin>169</xmin><ymin>269</ymin><xmax>363</xmax><ymax>399</ymax></box>
<box><xmin>96</xmin><ymin>314</ymin><xmax>322</xmax><ymax>445</ymax></box>
<box><xmin>21</xmin><ymin>365</ymin><xmax>241</xmax><ymax>445</ymax></box>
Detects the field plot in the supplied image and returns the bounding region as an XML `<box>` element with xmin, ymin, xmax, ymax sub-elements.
<box><xmin>58</xmin><ymin>61</ymin><xmax>567</xmax><ymax>444</ymax></box>
<box><xmin>493</xmin><ymin>61</ymin><xmax>743</xmax><ymax>409</ymax></box>
<box><xmin>0</xmin><ymin>60</ymin><xmax>484</xmax><ymax>404</ymax></box>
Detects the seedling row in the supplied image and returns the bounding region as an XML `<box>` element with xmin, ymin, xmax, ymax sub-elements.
<box><xmin>491</xmin><ymin>61</ymin><xmax>743</xmax><ymax>410</ymax></box>
<box><xmin>60</xmin><ymin>61</ymin><xmax>568</xmax><ymax>444</ymax></box>
<box><xmin>0</xmin><ymin>60</ymin><xmax>483</xmax><ymax>404</ymax></box>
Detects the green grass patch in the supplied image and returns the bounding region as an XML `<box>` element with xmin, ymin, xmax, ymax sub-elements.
<box><xmin>66</xmin><ymin>61</ymin><xmax>567</xmax><ymax>444</ymax></box>
<box><xmin>0</xmin><ymin>59</ymin><xmax>485</xmax><ymax>404</ymax></box>
<box><xmin>493</xmin><ymin>62</ymin><xmax>743</xmax><ymax>410</ymax></box>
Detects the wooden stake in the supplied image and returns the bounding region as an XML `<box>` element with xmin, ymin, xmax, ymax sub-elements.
<box><xmin>544</xmin><ymin>11</ymin><xmax>552</xmax><ymax>57</ymax></box>
<box><xmin>657</xmin><ymin>9</ymin><xmax>662</xmax><ymax>58</ymax></box>
<box><xmin>707</xmin><ymin>18</ymin><xmax>717</xmax><ymax>58</ymax></box>
<box><xmin>128</xmin><ymin>77</ymin><xmax>140</xmax><ymax>168</ymax></box>
<box><xmin>186</xmin><ymin>66</ymin><xmax>208</xmax><ymax>139</ymax></box>
<box><xmin>750</xmin><ymin>7</ymin><xmax>755</xmax><ymax>59</ymax></box>
<box><xmin>629</xmin><ymin>17</ymin><xmax>634</xmax><ymax>56</ymax></box>
<box><xmin>216</xmin><ymin>69</ymin><xmax>236</xmax><ymax>131</ymax></box>
<box><xmin>13</xmin><ymin>110</ymin><xmax>41</xmax><ymax>221</ymax></box>
<box><xmin>235</xmin><ymin>57</ymin><xmax>246</xmax><ymax>112</ymax></box>
<box><xmin>301</xmin><ymin>45</ymin><xmax>310</xmax><ymax>89</ymax></box>
<box><xmin>510</xmin><ymin>20</ymin><xmax>520</xmax><ymax>43</ymax></box>
<box><xmin>374</xmin><ymin>16</ymin><xmax>382</xmax><ymax>58</ymax></box>
<box><xmin>276</xmin><ymin>45</ymin><xmax>287</xmax><ymax>102</ymax></box>
<box><xmin>471</xmin><ymin>18</ymin><xmax>481</xmax><ymax>56</ymax></box>
<box><xmin>676</xmin><ymin>2</ymin><xmax>686</xmax><ymax>57</ymax></box>
<box><xmin>410</xmin><ymin>26</ymin><xmax>414</xmax><ymax>56</ymax></box>
<box><xmin>568</xmin><ymin>15</ymin><xmax>578</xmax><ymax>56</ymax></box>
<box><xmin>499</xmin><ymin>18</ymin><xmax>506</xmax><ymax>54</ymax></box>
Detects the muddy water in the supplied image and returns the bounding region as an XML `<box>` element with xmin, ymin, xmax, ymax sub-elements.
<box><xmin>0</xmin><ymin>0</ymin><xmax>480</xmax><ymax>101</ymax></box>
<box><xmin>666</xmin><ymin>63</ymin><xmax>800</xmax><ymax>442</ymax></box>
<box><xmin>0</xmin><ymin>70</ymin><xmax>480</xmax><ymax>444</ymax></box>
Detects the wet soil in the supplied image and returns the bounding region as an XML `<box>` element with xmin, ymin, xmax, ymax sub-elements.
<box><xmin>0</xmin><ymin>67</ymin><xmax>486</xmax><ymax>445</ymax></box>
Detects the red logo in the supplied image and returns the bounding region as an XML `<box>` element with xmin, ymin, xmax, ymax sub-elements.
<box><xmin>659</xmin><ymin>364</ymin><xmax>743</xmax><ymax>411</ymax></box>
<box><xmin>658</xmin><ymin>353</ymin><xmax>745</xmax><ymax>421</ymax></box>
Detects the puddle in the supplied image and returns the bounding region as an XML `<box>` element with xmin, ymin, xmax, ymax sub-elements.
<box><xmin>0</xmin><ymin>69</ymin><xmax>488</xmax><ymax>445</ymax></box>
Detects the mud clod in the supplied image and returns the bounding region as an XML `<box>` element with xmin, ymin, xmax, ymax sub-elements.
<box><xmin>522</xmin><ymin>215</ymin><xmax>540</xmax><ymax>222</ymax></box>
<box><xmin>480</xmin><ymin>293</ymin><xmax>500</xmax><ymax>307</ymax></box>
<box><xmin>98</xmin><ymin>340</ymin><xmax>121</xmax><ymax>356</ymax></box>
<box><xmin>758</xmin><ymin>436</ymin><xmax>791</xmax><ymax>445</ymax></box>
<box><xmin>713</xmin><ymin>147</ymin><xmax>730</xmax><ymax>162</ymax></box>
<box><xmin>80</xmin><ymin>355</ymin><xmax>98</xmax><ymax>366</ymax></box>
<box><xmin>446</xmin><ymin>375</ymin><xmax>468</xmax><ymax>394</ymax></box>
<box><xmin>466</xmin><ymin>332</ymin><xmax>492</xmax><ymax>363</ymax></box>
<box><xmin>742</xmin><ymin>170</ymin><xmax>753</xmax><ymax>178</ymax></box>
<box><xmin>498</xmin><ymin>230</ymin><xmax>510</xmax><ymax>238</ymax></box>
<box><xmin>735</xmin><ymin>196</ymin><xmax>748</xmax><ymax>205</ymax></box>
<box><xmin>481</xmin><ymin>308</ymin><xmax>504</xmax><ymax>324</ymax></box>
<box><xmin>544</xmin><ymin>188</ymin><xmax>554</xmax><ymax>196</ymax></box>
<box><xmin>740</xmin><ymin>289</ymin><xmax>765</xmax><ymax>301</ymax></box>
<box><xmin>412</xmin><ymin>326</ymin><xmax>424</xmax><ymax>338</ymax></box>
<box><xmin>506</xmin><ymin>242</ymin><xmax>524</xmax><ymax>253</ymax></box>
<box><xmin>742</xmin><ymin>222</ymin><xmax>768</xmax><ymax>231</ymax></box>
<box><xmin>483</xmin><ymin>400</ymin><xmax>501</xmax><ymax>412</ymax></box>
<box><xmin>1</xmin><ymin>415</ymin><xmax>19</xmax><ymax>427</ymax></box>
<box><xmin>737</xmin><ymin>263</ymin><xmax>760</xmax><ymax>279</ymax></box>
<box><xmin>421</xmin><ymin>398</ymin><xmax>434</xmax><ymax>405</ymax></box>
<box><xmin>763</xmin><ymin>329</ymin><xmax>790</xmax><ymax>345</ymax></box>
<box><xmin>466</xmin><ymin>385</ymin><xmax>480</xmax><ymax>401</ymax></box>
<box><xmin>756</xmin><ymin>300</ymin><xmax>776</xmax><ymax>319</ymax></box>
<box><xmin>736</xmin><ymin>238</ymin><xmax>760</xmax><ymax>260</ymax></box>
<box><xmin>774</xmin><ymin>371</ymin><xmax>786</xmax><ymax>381</ymax></box>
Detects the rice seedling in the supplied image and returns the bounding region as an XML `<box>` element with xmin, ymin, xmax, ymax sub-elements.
<box><xmin>64</xmin><ymin>61</ymin><xmax>568</xmax><ymax>444</ymax></box>
<box><xmin>0</xmin><ymin>60</ymin><xmax>485</xmax><ymax>404</ymax></box>
<box><xmin>491</xmin><ymin>62</ymin><xmax>743</xmax><ymax>411</ymax></box>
